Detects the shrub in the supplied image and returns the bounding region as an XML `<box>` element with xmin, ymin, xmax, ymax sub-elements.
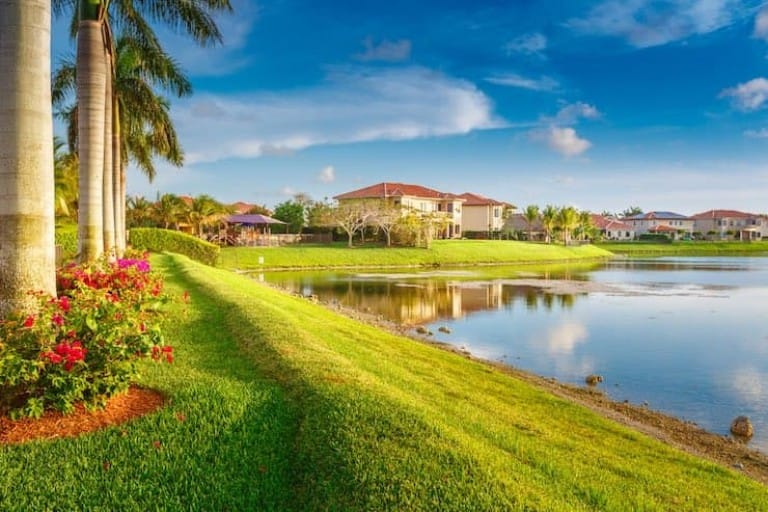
<box><xmin>0</xmin><ymin>257</ymin><xmax>175</xmax><ymax>419</ymax></box>
<box><xmin>129</xmin><ymin>228</ymin><xmax>220</xmax><ymax>266</ymax></box>
<box><xmin>55</xmin><ymin>224</ymin><xmax>78</xmax><ymax>263</ymax></box>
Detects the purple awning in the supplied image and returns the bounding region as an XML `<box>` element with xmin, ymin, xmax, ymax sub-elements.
<box><xmin>226</xmin><ymin>214</ymin><xmax>286</xmax><ymax>226</ymax></box>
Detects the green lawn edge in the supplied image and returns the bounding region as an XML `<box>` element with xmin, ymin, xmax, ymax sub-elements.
<box><xmin>219</xmin><ymin>239</ymin><xmax>614</xmax><ymax>271</ymax></box>
<box><xmin>1</xmin><ymin>252</ymin><xmax>766</xmax><ymax>511</ymax></box>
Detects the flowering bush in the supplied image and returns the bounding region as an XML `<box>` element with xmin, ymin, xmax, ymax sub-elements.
<box><xmin>0</xmin><ymin>256</ymin><xmax>174</xmax><ymax>419</ymax></box>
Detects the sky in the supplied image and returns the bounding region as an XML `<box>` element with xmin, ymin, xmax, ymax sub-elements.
<box><xmin>52</xmin><ymin>0</ymin><xmax>768</xmax><ymax>215</ymax></box>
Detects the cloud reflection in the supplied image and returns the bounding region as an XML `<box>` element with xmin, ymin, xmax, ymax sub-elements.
<box><xmin>547</xmin><ymin>322</ymin><xmax>588</xmax><ymax>355</ymax></box>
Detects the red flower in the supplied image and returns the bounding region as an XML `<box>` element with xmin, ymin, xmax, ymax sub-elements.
<box><xmin>22</xmin><ymin>315</ymin><xmax>35</xmax><ymax>328</ymax></box>
<box><xmin>51</xmin><ymin>313</ymin><xmax>64</xmax><ymax>326</ymax></box>
<box><xmin>58</xmin><ymin>296</ymin><xmax>71</xmax><ymax>312</ymax></box>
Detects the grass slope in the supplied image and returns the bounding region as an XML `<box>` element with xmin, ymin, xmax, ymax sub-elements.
<box><xmin>596</xmin><ymin>241</ymin><xmax>768</xmax><ymax>256</ymax></box>
<box><xmin>220</xmin><ymin>240</ymin><xmax>613</xmax><ymax>270</ymax></box>
<box><xmin>1</xmin><ymin>253</ymin><xmax>766</xmax><ymax>510</ymax></box>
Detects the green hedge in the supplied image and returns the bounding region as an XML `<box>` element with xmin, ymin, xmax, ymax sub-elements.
<box><xmin>129</xmin><ymin>228</ymin><xmax>220</xmax><ymax>266</ymax></box>
<box><xmin>54</xmin><ymin>224</ymin><xmax>78</xmax><ymax>263</ymax></box>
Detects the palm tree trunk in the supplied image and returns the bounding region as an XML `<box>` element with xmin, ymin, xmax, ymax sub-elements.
<box><xmin>113</xmin><ymin>98</ymin><xmax>125</xmax><ymax>256</ymax></box>
<box><xmin>0</xmin><ymin>0</ymin><xmax>57</xmax><ymax>315</ymax></box>
<box><xmin>102</xmin><ymin>50</ymin><xmax>115</xmax><ymax>260</ymax></box>
<box><xmin>77</xmin><ymin>18</ymin><xmax>107</xmax><ymax>262</ymax></box>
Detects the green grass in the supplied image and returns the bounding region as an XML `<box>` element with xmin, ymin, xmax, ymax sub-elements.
<box><xmin>596</xmin><ymin>240</ymin><xmax>768</xmax><ymax>256</ymax></box>
<box><xmin>220</xmin><ymin>239</ymin><xmax>613</xmax><ymax>270</ymax></box>
<box><xmin>1</xmin><ymin>253</ymin><xmax>766</xmax><ymax>510</ymax></box>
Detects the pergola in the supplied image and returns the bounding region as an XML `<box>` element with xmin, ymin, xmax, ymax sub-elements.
<box><xmin>224</xmin><ymin>214</ymin><xmax>286</xmax><ymax>245</ymax></box>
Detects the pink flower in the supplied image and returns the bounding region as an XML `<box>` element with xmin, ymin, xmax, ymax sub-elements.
<box><xmin>51</xmin><ymin>313</ymin><xmax>64</xmax><ymax>326</ymax></box>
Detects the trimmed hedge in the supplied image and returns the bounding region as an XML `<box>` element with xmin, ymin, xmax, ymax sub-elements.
<box><xmin>54</xmin><ymin>224</ymin><xmax>78</xmax><ymax>263</ymax></box>
<box><xmin>129</xmin><ymin>228</ymin><xmax>220</xmax><ymax>266</ymax></box>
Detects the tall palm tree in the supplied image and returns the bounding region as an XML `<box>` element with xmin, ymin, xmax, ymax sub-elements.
<box><xmin>557</xmin><ymin>206</ymin><xmax>579</xmax><ymax>245</ymax></box>
<box><xmin>576</xmin><ymin>210</ymin><xmax>593</xmax><ymax>241</ymax></box>
<box><xmin>523</xmin><ymin>204</ymin><xmax>540</xmax><ymax>242</ymax></box>
<box><xmin>0</xmin><ymin>0</ymin><xmax>57</xmax><ymax>315</ymax></box>
<box><xmin>153</xmin><ymin>193</ymin><xmax>184</xmax><ymax>230</ymax></box>
<box><xmin>184</xmin><ymin>195</ymin><xmax>230</xmax><ymax>238</ymax></box>
<box><xmin>53</xmin><ymin>0</ymin><xmax>233</xmax><ymax>260</ymax></box>
<box><xmin>54</xmin><ymin>137</ymin><xmax>79</xmax><ymax>220</ymax></box>
<box><xmin>541</xmin><ymin>205</ymin><xmax>558</xmax><ymax>244</ymax></box>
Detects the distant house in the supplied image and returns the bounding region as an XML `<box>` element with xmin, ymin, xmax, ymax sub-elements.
<box><xmin>333</xmin><ymin>182</ymin><xmax>465</xmax><ymax>238</ymax></box>
<box><xmin>457</xmin><ymin>192</ymin><xmax>514</xmax><ymax>234</ymax></box>
<box><xmin>229</xmin><ymin>201</ymin><xmax>257</xmax><ymax>215</ymax></box>
<box><xmin>690</xmin><ymin>209</ymin><xmax>767</xmax><ymax>241</ymax></box>
<box><xmin>505</xmin><ymin>214</ymin><xmax>546</xmax><ymax>241</ymax></box>
<box><xmin>590</xmin><ymin>215</ymin><xmax>635</xmax><ymax>241</ymax></box>
<box><xmin>624</xmin><ymin>211</ymin><xmax>694</xmax><ymax>239</ymax></box>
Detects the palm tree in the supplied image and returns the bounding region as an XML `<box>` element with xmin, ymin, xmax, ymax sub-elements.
<box><xmin>523</xmin><ymin>205</ymin><xmax>540</xmax><ymax>242</ymax></box>
<box><xmin>557</xmin><ymin>206</ymin><xmax>579</xmax><ymax>245</ymax></box>
<box><xmin>153</xmin><ymin>193</ymin><xmax>184</xmax><ymax>230</ymax></box>
<box><xmin>184</xmin><ymin>195</ymin><xmax>230</xmax><ymax>238</ymax></box>
<box><xmin>0</xmin><ymin>1</ymin><xmax>57</xmax><ymax>315</ymax></box>
<box><xmin>54</xmin><ymin>137</ymin><xmax>79</xmax><ymax>220</ymax></box>
<box><xmin>576</xmin><ymin>210</ymin><xmax>594</xmax><ymax>241</ymax></box>
<box><xmin>126</xmin><ymin>195</ymin><xmax>154</xmax><ymax>228</ymax></box>
<box><xmin>541</xmin><ymin>205</ymin><xmax>558</xmax><ymax>244</ymax></box>
<box><xmin>53</xmin><ymin>0</ymin><xmax>233</xmax><ymax>260</ymax></box>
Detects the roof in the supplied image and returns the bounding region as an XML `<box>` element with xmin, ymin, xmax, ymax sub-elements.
<box><xmin>689</xmin><ymin>209</ymin><xmax>755</xmax><ymax>219</ymax></box>
<box><xmin>625</xmin><ymin>211</ymin><xmax>689</xmax><ymax>220</ymax></box>
<box><xmin>457</xmin><ymin>192</ymin><xmax>511</xmax><ymax>207</ymax></box>
<box><xmin>334</xmin><ymin>182</ymin><xmax>461</xmax><ymax>201</ymax></box>
<box><xmin>590</xmin><ymin>214</ymin><xmax>633</xmax><ymax>231</ymax></box>
<box><xmin>229</xmin><ymin>201</ymin><xmax>257</xmax><ymax>215</ymax></box>
<box><xmin>226</xmin><ymin>214</ymin><xmax>285</xmax><ymax>225</ymax></box>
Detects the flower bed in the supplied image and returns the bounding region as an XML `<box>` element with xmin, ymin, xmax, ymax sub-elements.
<box><xmin>0</xmin><ymin>254</ymin><xmax>174</xmax><ymax>419</ymax></box>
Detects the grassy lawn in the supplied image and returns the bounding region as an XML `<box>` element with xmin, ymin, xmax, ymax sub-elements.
<box><xmin>596</xmin><ymin>240</ymin><xmax>768</xmax><ymax>256</ymax></box>
<box><xmin>2</xmin><ymin>253</ymin><xmax>765</xmax><ymax>510</ymax></box>
<box><xmin>220</xmin><ymin>239</ymin><xmax>613</xmax><ymax>270</ymax></box>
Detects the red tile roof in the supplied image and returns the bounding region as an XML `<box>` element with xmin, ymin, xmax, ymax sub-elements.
<box><xmin>334</xmin><ymin>182</ymin><xmax>461</xmax><ymax>200</ymax></box>
<box><xmin>590</xmin><ymin>214</ymin><xmax>633</xmax><ymax>231</ymax></box>
<box><xmin>457</xmin><ymin>192</ymin><xmax>509</xmax><ymax>207</ymax></box>
<box><xmin>689</xmin><ymin>209</ymin><xmax>755</xmax><ymax>219</ymax></box>
<box><xmin>230</xmin><ymin>201</ymin><xmax>256</xmax><ymax>214</ymax></box>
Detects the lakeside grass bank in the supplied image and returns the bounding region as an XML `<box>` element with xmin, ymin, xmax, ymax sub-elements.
<box><xmin>596</xmin><ymin>240</ymin><xmax>768</xmax><ymax>256</ymax></box>
<box><xmin>2</xmin><ymin>253</ymin><xmax>765</xmax><ymax>510</ymax></box>
<box><xmin>219</xmin><ymin>239</ymin><xmax>613</xmax><ymax>271</ymax></box>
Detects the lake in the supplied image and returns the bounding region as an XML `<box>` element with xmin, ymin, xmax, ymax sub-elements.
<box><xmin>260</xmin><ymin>256</ymin><xmax>768</xmax><ymax>451</ymax></box>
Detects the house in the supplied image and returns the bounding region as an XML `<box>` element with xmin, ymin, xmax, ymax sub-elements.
<box><xmin>504</xmin><ymin>214</ymin><xmax>546</xmax><ymax>241</ymax></box>
<box><xmin>690</xmin><ymin>209</ymin><xmax>767</xmax><ymax>241</ymax></box>
<box><xmin>457</xmin><ymin>192</ymin><xmax>515</xmax><ymax>235</ymax></box>
<box><xmin>333</xmin><ymin>182</ymin><xmax>465</xmax><ymax>238</ymax></box>
<box><xmin>590</xmin><ymin>214</ymin><xmax>635</xmax><ymax>241</ymax></box>
<box><xmin>624</xmin><ymin>211</ymin><xmax>694</xmax><ymax>239</ymax></box>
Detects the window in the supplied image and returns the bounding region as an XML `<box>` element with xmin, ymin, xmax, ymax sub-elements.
<box><xmin>494</xmin><ymin>207</ymin><xmax>500</xmax><ymax>218</ymax></box>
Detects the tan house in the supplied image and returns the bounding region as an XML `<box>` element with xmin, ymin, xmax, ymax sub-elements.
<box><xmin>624</xmin><ymin>211</ymin><xmax>694</xmax><ymax>239</ymax></box>
<box><xmin>457</xmin><ymin>192</ymin><xmax>514</xmax><ymax>234</ymax></box>
<box><xmin>333</xmin><ymin>182</ymin><xmax>464</xmax><ymax>238</ymax></box>
<box><xmin>690</xmin><ymin>209</ymin><xmax>767</xmax><ymax>240</ymax></box>
<box><xmin>590</xmin><ymin>214</ymin><xmax>635</xmax><ymax>241</ymax></box>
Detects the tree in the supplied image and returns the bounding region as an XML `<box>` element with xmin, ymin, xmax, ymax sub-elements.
<box><xmin>368</xmin><ymin>199</ymin><xmax>402</xmax><ymax>247</ymax></box>
<box><xmin>541</xmin><ymin>205</ymin><xmax>558</xmax><ymax>244</ymax></box>
<box><xmin>184</xmin><ymin>194</ymin><xmax>229</xmax><ymax>237</ymax></box>
<box><xmin>321</xmin><ymin>202</ymin><xmax>372</xmax><ymax>247</ymax></box>
<box><xmin>621</xmin><ymin>206</ymin><xmax>643</xmax><ymax>218</ymax></box>
<box><xmin>557</xmin><ymin>206</ymin><xmax>579</xmax><ymax>245</ymax></box>
<box><xmin>576</xmin><ymin>210</ymin><xmax>594</xmax><ymax>241</ymax></box>
<box><xmin>152</xmin><ymin>193</ymin><xmax>184</xmax><ymax>229</ymax></box>
<box><xmin>523</xmin><ymin>204</ymin><xmax>540</xmax><ymax>242</ymax></box>
<box><xmin>54</xmin><ymin>137</ymin><xmax>79</xmax><ymax>220</ymax></box>
<box><xmin>247</xmin><ymin>204</ymin><xmax>272</xmax><ymax>215</ymax></box>
<box><xmin>0</xmin><ymin>0</ymin><xmax>57</xmax><ymax>315</ymax></box>
<box><xmin>273</xmin><ymin>200</ymin><xmax>306</xmax><ymax>234</ymax></box>
<box><xmin>126</xmin><ymin>195</ymin><xmax>153</xmax><ymax>228</ymax></box>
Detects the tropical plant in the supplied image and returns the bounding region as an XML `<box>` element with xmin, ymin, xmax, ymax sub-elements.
<box><xmin>184</xmin><ymin>194</ymin><xmax>229</xmax><ymax>238</ymax></box>
<box><xmin>126</xmin><ymin>195</ymin><xmax>154</xmax><ymax>228</ymax></box>
<box><xmin>152</xmin><ymin>193</ymin><xmax>185</xmax><ymax>230</ymax></box>
<box><xmin>576</xmin><ymin>210</ymin><xmax>594</xmax><ymax>241</ymax></box>
<box><xmin>523</xmin><ymin>205</ymin><xmax>540</xmax><ymax>242</ymax></box>
<box><xmin>541</xmin><ymin>205</ymin><xmax>558</xmax><ymax>244</ymax></box>
<box><xmin>273</xmin><ymin>200</ymin><xmax>306</xmax><ymax>234</ymax></box>
<box><xmin>369</xmin><ymin>199</ymin><xmax>403</xmax><ymax>247</ymax></box>
<box><xmin>0</xmin><ymin>1</ymin><xmax>57</xmax><ymax>316</ymax></box>
<box><xmin>54</xmin><ymin>137</ymin><xmax>79</xmax><ymax>220</ymax></box>
<box><xmin>557</xmin><ymin>206</ymin><xmax>579</xmax><ymax>245</ymax></box>
<box><xmin>320</xmin><ymin>202</ymin><xmax>373</xmax><ymax>247</ymax></box>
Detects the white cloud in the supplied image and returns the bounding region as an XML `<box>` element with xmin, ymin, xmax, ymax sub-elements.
<box><xmin>546</xmin><ymin>322</ymin><xmax>588</xmax><ymax>355</ymax></box>
<box><xmin>281</xmin><ymin>186</ymin><xmax>297</xmax><ymax>196</ymax></box>
<box><xmin>485</xmin><ymin>73</ymin><xmax>559</xmax><ymax>92</ymax></box>
<box><xmin>754</xmin><ymin>5</ymin><xmax>768</xmax><ymax>39</ymax></box>
<box><xmin>356</xmin><ymin>37</ymin><xmax>412</xmax><ymax>62</ymax></box>
<box><xmin>720</xmin><ymin>77</ymin><xmax>768</xmax><ymax>111</ymax></box>
<box><xmin>744</xmin><ymin>128</ymin><xmax>768</xmax><ymax>138</ymax></box>
<box><xmin>318</xmin><ymin>165</ymin><xmax>335</xmax><ymax>183</ymax></box>
<box><xmin>175</xmin><ymin>66</ymin><xmax>505</xmax><ymax>164</ymax></box>
<box><xmin>554</xmin><ymin>102</ymin><xmax>601</xmax><ymax>124</ymax></box>
<box><xmin>545</xmin><ymin>127</ymin><xmax>592</xmax><ymax>157</ymax></box>
<box><xmin>566</xmin><ymin>0</ymin><xmax>749</xmax><ymax>48</ymax></box>
<box><xmin>504</xmin><ymin>32</ymin><xmax>547</xmax><ymax>58</ymax></box>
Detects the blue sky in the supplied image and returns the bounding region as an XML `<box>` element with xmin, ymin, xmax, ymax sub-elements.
<box><xmin>53</xmin><ymin>0</ymin><xmax>768</xmax><ymax>215</ymax></box>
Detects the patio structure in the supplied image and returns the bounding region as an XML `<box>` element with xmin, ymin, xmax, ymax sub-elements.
<box><xmin>222</xmin><ymin>214</ymin><xmax>287</xmax><ymax>246</ymax></box>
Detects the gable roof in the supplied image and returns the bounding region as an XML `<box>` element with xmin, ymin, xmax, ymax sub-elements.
<box><xmin>590</xmin><ymin>214</ymin><xmax>633</xmax><ymax>231</ymax></box>
<box><xmin>689</xmin><ymin>209</ymin><xmax>754</xmax><ymax>219</ymax></box>
<box><xmin>230</xmin><ymin>201</ymin><xmax>257</xmax><ymax>215</ymax></box>
<box><xmin>625</xmin><ymin>211</ymin><xmax>689</xmax><ymax>220</ymax></box>
<box><xmin>457</xmin><ymin>192</ymin><xmax>511</xmax><ymax>207</ymax></box>
<box><xmin>334</xmin><ymin>182</ymin><xmax>461</xmax><ymax>201</ymax></box>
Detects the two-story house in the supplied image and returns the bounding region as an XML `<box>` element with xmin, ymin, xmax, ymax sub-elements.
<box><xmin>456</xmin><ymin>193</ymin><xmax>514</xmax><ymax>235</ymax></box>
<box><xmin>333</xmin><ymin>182</ymin><xmax>464</xmax><ymax>238</ymax></box>
<box><xmin>624</xmin><ymin>211</ymin><xmax>694</xmax><ymax>239</ymax></box>
<box><xmin>590</xmin><ymin>214</ymin><xmax>635</xmax><ymax>240</ymax></box>
<box><xmin>690</xmin><ymin>209</ymin><xmax>767</xmax><ymax>240</ymax></box>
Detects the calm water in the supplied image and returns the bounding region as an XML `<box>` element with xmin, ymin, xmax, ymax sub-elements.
<box><xmin>261</xmin><ymin>257</ymin><xmax>768</xmax><ymax>451</ymax></box>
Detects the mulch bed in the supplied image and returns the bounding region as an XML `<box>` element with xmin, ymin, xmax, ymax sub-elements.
<box><xmin>0</xmin><ymin>387</ymin><xmax>165</xmax><ymax>445</ymax></box>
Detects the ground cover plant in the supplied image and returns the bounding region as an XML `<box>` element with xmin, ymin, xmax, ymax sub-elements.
<box><xmin>3</xmin><ymin>253</ymin><xmax>765</xmax><ymax>510</ymax></box>
<box><xmin>220</xmin><ymin>239</ymin><xmax>613</xmax><ymax>270</ymax></box>
<box><xmin>0</xmin><ymin>255</ymin><xmax>172</xmax><ymax>419</ymax></box>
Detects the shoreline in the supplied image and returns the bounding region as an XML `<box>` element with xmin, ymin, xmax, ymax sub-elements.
<box><xmin>304</xmin><ymin>291</ymin><xmax>768</xmax><ymax>486</ymax></box>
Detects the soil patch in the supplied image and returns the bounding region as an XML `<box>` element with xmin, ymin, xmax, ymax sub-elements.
<box><xmin>0</xmin><ymin>387</ymin><xmax>165</xmax><ymax>445</ymax></box>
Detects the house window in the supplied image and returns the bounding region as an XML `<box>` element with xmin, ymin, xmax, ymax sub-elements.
<box><xmin>494</xmin><ymin>207</ymin><xmax>500</xmax><ymax>218</ymax></box>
